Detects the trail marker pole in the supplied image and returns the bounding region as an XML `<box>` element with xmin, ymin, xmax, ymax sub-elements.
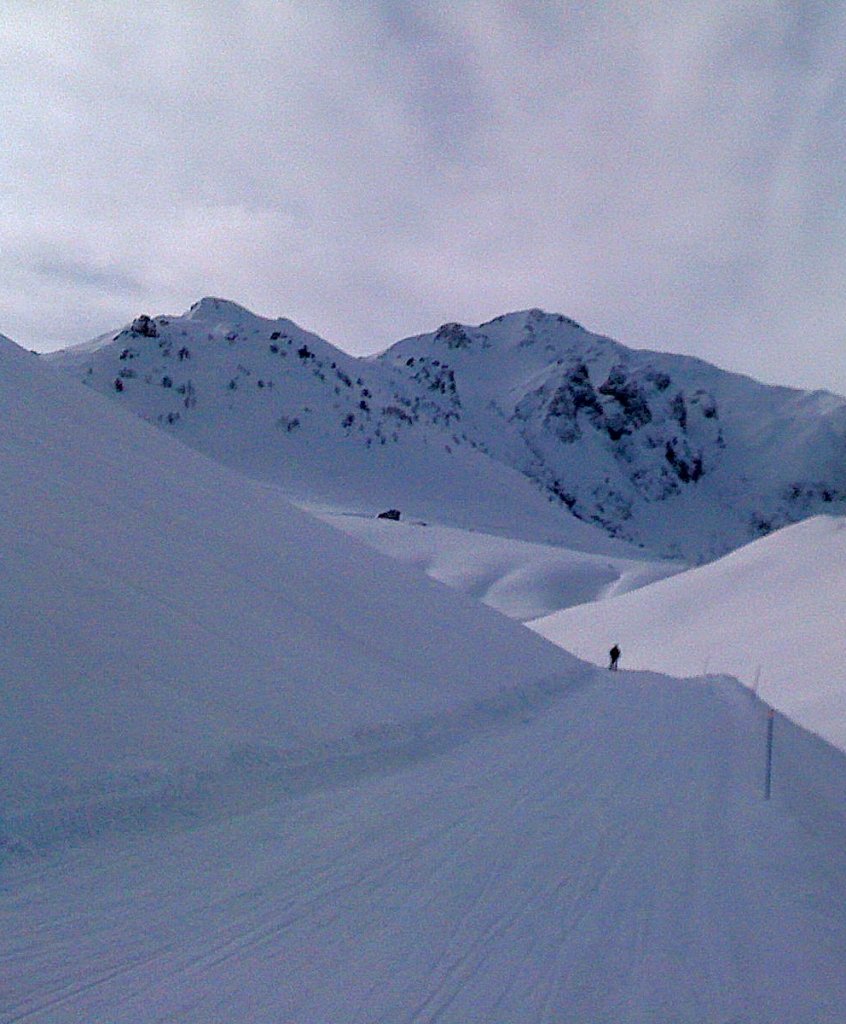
<box><xmin>764</xmin><ymin>707</ymin><xmax>775</xmax><ymax>800</ymax></box>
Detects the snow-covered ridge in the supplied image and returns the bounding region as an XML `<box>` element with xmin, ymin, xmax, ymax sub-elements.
<box><xmin>48</xmin><ymin>300</ymin><xmax>846</xmax><ymax>560</ymax></box>
<box><xmin>48</xmin><ymin>297</ymin><xmax>459</xmax><ymax>450</ymax></box>
<box><xmin>44</xmin><ymin>301</ymin><xmax>643</xmax><ymax>551</ymax></box>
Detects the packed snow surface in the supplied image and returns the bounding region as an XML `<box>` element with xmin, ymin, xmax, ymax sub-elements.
<box><xmin>5</xmin><ymin>673</ymin><xmax>846</xmax><ymax>1023</ymax></box>
<box><xmin>531</xmin><ymin>516</ymin><xmax>846</xmax><ymax>752</ymax></box>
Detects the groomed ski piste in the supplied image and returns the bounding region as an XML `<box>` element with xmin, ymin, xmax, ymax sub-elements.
<box><xmin>7</xmin><ymin>674</ymin><xmax>846</xmax><ymax>1023</ymax></box>
<box><xmin>4</xmin><ymin>332</ymin><xmax>846</xmax><ymax>1022</ymax></box>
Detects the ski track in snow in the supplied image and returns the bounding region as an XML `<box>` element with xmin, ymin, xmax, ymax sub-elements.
<box><xmin>5</xmin><ymin>673</ymin><xmax>846</xmax><ymax>1024</ymax></box>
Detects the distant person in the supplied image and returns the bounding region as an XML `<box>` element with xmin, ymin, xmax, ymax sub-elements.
<box><xmin>609</xmin><ymin>644</ymin><xmax>621</xmax><ymax>671</ymax></box>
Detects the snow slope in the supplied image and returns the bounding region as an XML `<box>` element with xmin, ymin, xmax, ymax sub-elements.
<box><xmin>319</xmin><ymin>512</ymin><xmax>678</xmax><ymax>621</ymax></box>
<box><xmin>6</xmin><ymin>330</ymin><xmax>846</xmax><ymax>1020</ymax></box>
<box><xmin>5</xmin><ymin>672</ymin><xmax>846</xmax><ymax>1023</ymax></box>
<box><xmin>531</xmin><ymin>516</ymin><xmax>846</xmax><ymax>752</ymax></box>
<box><xmin>0</xmin><ymin>332</ymin><xmax>582</xmax><ymax>852</ymax></box>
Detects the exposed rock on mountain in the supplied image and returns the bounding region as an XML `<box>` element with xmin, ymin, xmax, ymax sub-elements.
<box><xmin>383</xmin><ymin>309</ymin><xmax>846</xmax><ymax>559</ymax></box>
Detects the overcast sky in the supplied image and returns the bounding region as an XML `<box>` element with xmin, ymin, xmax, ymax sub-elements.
<box><xmin>2</xmin><ymin>2</ymin><xmax>845</xmax><ymax>392</ymax></box>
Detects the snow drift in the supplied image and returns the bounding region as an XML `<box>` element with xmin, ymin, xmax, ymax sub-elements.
<box><xmin>319</xmin><ymin>512</ymin><xmax>678</xmax><ymax>621</ymax></box>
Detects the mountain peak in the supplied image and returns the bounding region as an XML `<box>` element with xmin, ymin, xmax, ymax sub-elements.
<box><xmin>185</xmin><ymin>297</ymin><xmax>256</xmax><ymax>322</ymax></box>
<box><xmin>478</xmin><ymin>308</ymin><xmax>585</xmax><ymax>332</ymax></box>
<box><xmin>424</xmin><ymin>309</ymin><xmax>583</xmax><ymax>353</ymax></box>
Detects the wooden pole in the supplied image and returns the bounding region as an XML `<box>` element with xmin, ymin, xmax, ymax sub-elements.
<box><xmin>764</xmin><ymin>707</ymin><xmax>775</xmax><ymax>800</ymax></box>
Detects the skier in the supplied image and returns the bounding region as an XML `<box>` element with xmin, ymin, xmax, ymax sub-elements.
<box><xmin>609</xmin><ymin>644</ymin><xmax>621</xmax><ymax>671</ymax></box>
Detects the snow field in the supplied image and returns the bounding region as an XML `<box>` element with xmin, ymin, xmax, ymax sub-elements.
<box><xmin>318</xmin><ymin>512</ymin><xmax>679</xmax><ymax>621</ymax></box>
<box><xmin>4</xmin><ymin>673</ymin><xmax>846</xmax><ymax>1023</ymax></box>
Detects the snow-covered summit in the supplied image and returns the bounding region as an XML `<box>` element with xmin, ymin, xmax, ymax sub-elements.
<box><xmin>395</xmin><ymin>307</ymin><xmax>590</xmax><ymax>354</ymax></box>
<box><xmin>383</xmin><ymin>310</ymin><xmax>846</xmax><ymax>559</ymax></box>
<box><xmin>184</xmin><ymin>295</ymin><xmax>258</xmax><ymax>322</ymax></box>
<box><xmin>49</xmin><ymin>301</ymin><xmax>846</xmax><ymax>561</ymax></box>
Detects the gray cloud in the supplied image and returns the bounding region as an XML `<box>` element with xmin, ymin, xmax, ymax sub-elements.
<box><xmin>35</xmin><ymin>257</ymin><xmax>144</xmax><ymax>295</ymax></box>
<box><xmin>1</xmin><ymin>1</ymin><xmax>844</xmax><ymax>393</ymax></box>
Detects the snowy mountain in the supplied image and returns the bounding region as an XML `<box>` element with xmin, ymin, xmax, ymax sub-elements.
<box><xmin>0</xmin><ymin>330</ymin><xmax>581</xmax><ymax>853</ymax></box>
<box><xmin>6</xmin><ymin>329</ymin><xmax>846</xmax><ymax>1021</ymax></box>
<box><xmin>382</xmin><ymin>310</ymin><xmax>846</xmax><ymax>560</ymax></box>
<box><xmin>50</xmin><ymin>300</ymin><xmax>846</xmax><ymax>562</ymax></box>
<box><xmin>530</xmin><ymin>515</ymin><xmax>846</xmax><ymax>753</ymax></box>
<box><xmin>46</xmin><ymin>298</ymin><xmax>612</xmax><ymax>548</ymax></box>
